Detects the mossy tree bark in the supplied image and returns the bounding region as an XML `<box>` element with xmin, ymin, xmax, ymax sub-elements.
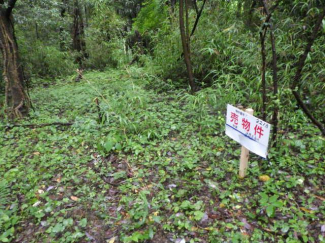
<box><xmin>0</xmin><ymin>0</ymin><xmax>30</xmax><ymax>119</ymax></box>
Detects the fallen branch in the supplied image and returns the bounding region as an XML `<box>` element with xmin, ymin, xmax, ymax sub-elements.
<box><xmin>91</xmin><ymin>163</ymin><xmax>122</xmax><ymax>187</ymax></box>
<box><xmin>313</xmin><ymin>194</ymin><xmax>325</xmax><ymax>201</ymax></box>
<box><xmin>3</xmin><ymin>122</ymin><xmax>74</xmax><ymax>130</ymax></box>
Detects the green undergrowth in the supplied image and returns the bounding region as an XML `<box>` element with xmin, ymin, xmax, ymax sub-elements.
<box><xmin>0</xmin><ymin>68</ymin><xmax>324</xmax><ymax>243</ymax></box>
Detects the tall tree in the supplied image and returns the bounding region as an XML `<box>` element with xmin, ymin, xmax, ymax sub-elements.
<box><xmin>179</xmin><ymin>0</ymin><xmax>196</xmax><ymax>92</ymax></box>
<box><xmin>0</xmin><ymin>0</ymin><xmax>30</xmax><ymax>119</ymax></box>
<box><xmin>72</xmin><ymin>0</ymin><xmax>87</xmax><ymax>67</ymax></box>
<box><xmin>59</xmin><ymin>0</ymin><xmax>68</xmax><ymax>51</ymax></box>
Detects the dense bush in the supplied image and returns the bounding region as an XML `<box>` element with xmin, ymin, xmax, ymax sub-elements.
<box><xmin>18</xmin><ymin>39</ymin><xmax>77</xmax><ymax>79</ymax></box>
<box><xmin>133</xmin><ymin>0</ymin><xmax>168</xmax><ymax>34</ymax></box>
<box><xmin>138</xmin><ymin>1</ymin><xmax>325</xmax><ymax>123</ymax></box>
<box><xmin>84</xmin><ymin>29</ymin><xmax>129</xmax><ymax>70</ymax></box>
<box><xmin>83</xmin><ymin>3</ymin><xmax>130</xmax><ymax>69</ymax></box>
<box><xmin>0</xmin><ymin>0</ymin><xmax>323</xmax><ymax>127</ymax></box>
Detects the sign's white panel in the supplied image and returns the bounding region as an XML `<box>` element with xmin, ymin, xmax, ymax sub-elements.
<box><xmin>225</xmin><ymin>104</ymin><xmax>271</xmax><ymax>158</ymax></box>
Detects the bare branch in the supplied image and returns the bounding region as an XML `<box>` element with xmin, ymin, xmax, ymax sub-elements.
<box><xmin>292</xmin><ymin>7</ymin><xmax>325</xmax><ymax>90</ymax></box>
<box><xmin>190</xmin><ymin>0</ymin><xmax>207</xmax><ymax>37</ymax></box>
<box><xmin>3</xmin><ymin>122</ymin><xmax>74</xmax><ymax>131</ymax></box>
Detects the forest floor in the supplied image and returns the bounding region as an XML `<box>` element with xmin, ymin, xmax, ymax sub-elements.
<box><xmin>0</xmin><ymin>68</ymin><xmax>325</xmax><ymax>243</ymax></box>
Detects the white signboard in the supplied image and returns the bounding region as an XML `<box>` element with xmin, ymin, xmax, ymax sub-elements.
<box><xmin>225</xmin><ymin>104</ymin><xmax>271</xmax><ymax>158</ymax></box>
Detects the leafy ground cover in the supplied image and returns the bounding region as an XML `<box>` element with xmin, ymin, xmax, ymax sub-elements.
<box><xmin>0</xmin><ymin>68</ymin><xmax>324</xmax><ymax>243</ymax></box>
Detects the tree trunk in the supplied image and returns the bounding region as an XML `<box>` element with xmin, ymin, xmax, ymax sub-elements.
<box><xmin>260</xmin><ymin>28</ymin><xmax>267</xmax><ymax>121</ymax></box>
<box><xmin>72</xmin><ymin>0</ymin><xmax>87</xmax><ymax>67</ymax></box>
<box><xmin>35</xmin><ymin>23</ymin><xmax>39</xmax><ymax>39</ymax></box>
<box><xmin>262</xmin><ymin>0</ymin><xmax>279</xmax><ymax>143</ymax></box>
<box><xmin>0</xmin><ymin>9</ymin><xmax>30</xmax><ymax>119</ymax></box>
<box><xmin>259</xmin><ymin>1</ymin><xmax>279</xmax><ymax>122</ymax></box>
<box><xmin>269</xmin><ymin>29</ymin><xmax>279</xmax><ymax>143</ymax></box>
<box><xmin>59</xmin><ymin>0</ymin><xmax>67</xmax><ymax>51</ymax></box>
<box><xmin>178</xmin><ymin>0</ymin><xmax>207</xmax><ymax>61</ymax></box>
<box><xmin>179</xmin><ymin>0</ymin><xmax>196</xmax><ymax>92</ymax></box>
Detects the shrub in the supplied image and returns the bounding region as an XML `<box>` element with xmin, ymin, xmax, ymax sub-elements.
<box><xmin>18</xmin><ymin>39</ymin><xmax>77</xmax><ymax>78</ymax></box>
<box><xmin>84</xmin><ymin>29</ymin><xmax>129</xmax><ymax>70</ymax></box>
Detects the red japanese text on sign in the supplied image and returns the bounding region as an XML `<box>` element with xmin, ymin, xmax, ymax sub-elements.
<box><xmin>230</xmin><ymin>112</ymin><xmax>239</xmax><ymax>125</ymax></box>
<box><xmin>254</xmin><ymin>125</ymin><xmax>264</xmax><ymax>138</ymax></box>
<box><xmin>242</xmin><ymin>118</ymin><xmax>250</xmax><ymax>132</ymax></box>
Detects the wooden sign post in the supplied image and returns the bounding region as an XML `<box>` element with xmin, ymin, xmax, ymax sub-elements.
<box><xmin>225</xmin><ymin>105</ymin><xmax>271</xmax><ymax>178</ymax></box>
<box><xmin>239</xmin><ymin>108</ymin><xmax>254</xmax><ymax>178</ymax></box>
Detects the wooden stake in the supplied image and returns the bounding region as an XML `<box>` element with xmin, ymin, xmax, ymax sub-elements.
<box><xmin>239</xmin><ymin>108</ymin><xmax>254</xmax><ymax>178</ymax></box>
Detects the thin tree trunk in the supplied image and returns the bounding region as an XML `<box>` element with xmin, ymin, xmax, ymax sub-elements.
<box><xmin>72</xmin><ymin>0</ymin><xmax>87</xmax><ymax>67</ymax></box>
<box><xmin>259</xmin><ymin>1</ymin><xmax>279</xmax><ymax>121</ymax></box>
<box><xmin>178</xmin><ymin>0</ymin><xmax>207</xmax><ymax>61</ymax></box>
<box><xmin>35</xmin><ymin>23</ymin><xmax>39</xmax><ymax>39</ymax></box>
<box><xmin>291</xmin><ymin>7</ymin><xmax>325</xmax><ymax>135</ymax></box>
<box><xmin>269</xmin><ymin>30</ymin><xmax>279</xmax><ymax>142</ymax></box>
<box><xmin>262</xmin><ymin>0</ymin><xmax>279</xmax><ymax>144</ymax></box>
<box><xmin>84</xmin><ymin>5</ymin><xmax>89</xmax><ymax>27</ymax></box>
<box><xmin>185</xmin><ymin>0</ymin><xmax>190</xmax><ymax>49</ymax></box>
<box><xmin>59</xmin><ymin>0</ymin><xmax>67</xmax><ymax>51</ymax></box>
<box><xmin>244</xmin><ymin>0</ymin><xmax>257</xmax><ymax>28</ymax></box>
<box><xmin>260</xmin><ymin>28</ymin><xmax>267</xmax><ymax>121</ymax></box>
<box><xmin>0</xmin><ymin>4</ymin><xmax>30</xmax><ymax>119</ymax></box>
<box><xmin>179</xmin><ymin>0</ymin><xmax>196</xmax><ymax>92</ymax></box>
